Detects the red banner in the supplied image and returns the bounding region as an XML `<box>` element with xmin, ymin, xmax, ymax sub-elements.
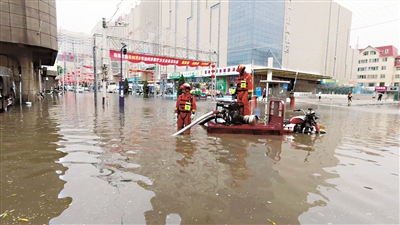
<box><xmin>109</xmin><ymin>50</ymin><xmax>211</xmax><ymax>67</ymax></box>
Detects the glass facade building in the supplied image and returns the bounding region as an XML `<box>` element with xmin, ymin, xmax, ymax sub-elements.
<box><xmin>227</xmin><ymin>0</ymin><xmax>285</xmax><ymax>68</ymax></box>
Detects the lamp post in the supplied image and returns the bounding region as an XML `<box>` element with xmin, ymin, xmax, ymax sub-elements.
<box><xmin>120</xmin><ymin>43</ymin><xmax>127</xmax><ymax>107</ymax></box>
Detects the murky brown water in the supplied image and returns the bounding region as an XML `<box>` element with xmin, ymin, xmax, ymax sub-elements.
<box><xmin>1</xmin><ymin>92</ymin><xmax>399</xmax><ymax>224</ymax></box>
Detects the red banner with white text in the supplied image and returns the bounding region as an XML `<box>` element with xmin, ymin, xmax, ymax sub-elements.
<box><xmin>109</xmin><ymin>50</ymin><xmax>211</xmax><ymax>67</ymax></box>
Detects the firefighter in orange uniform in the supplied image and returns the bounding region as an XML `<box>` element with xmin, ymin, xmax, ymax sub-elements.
<box><xmin>235</xmin><ymin>64</ymin><xmax>253</xmax><ymax>116</ymax></box>
<box><xmin>174</xmin><ymin>83</ymin><xmax>197</xmax><ymax>132</ymax></box>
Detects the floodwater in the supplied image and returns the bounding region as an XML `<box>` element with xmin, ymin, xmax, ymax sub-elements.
<box><xmin>0</xmin><ymin>92</ymin><xmax>399</xmax><ymax>225</ymax></box>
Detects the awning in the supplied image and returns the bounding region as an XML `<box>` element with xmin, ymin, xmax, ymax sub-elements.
<box><xmin>253</xmin><ymin>67</ymin><xmax>331</xmax><ymax>81</ymax></box>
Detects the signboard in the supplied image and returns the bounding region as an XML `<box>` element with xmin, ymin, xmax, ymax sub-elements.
<box><xmin>169</xmin><ymin>73</ymin><xmax>181</xmax><ymax>79</ymax></box>
<box><xmin>388</xmin><ymin>86</ymin><xmax>399</xmax><ymax>92</ymax></box>
<box><xmin>320</xmin><ymin>79</ymin><xmax>337</xmax><ymax>84</ymax></box>
<box><xmin>109</xmin><ymin>50</ymin><xmax>211</xmax><ymax>67</ymax></box>
<box><xmin>375</xmin><ymin>86</ymin><xmax>387</xmax><ymax>92</ymax></box>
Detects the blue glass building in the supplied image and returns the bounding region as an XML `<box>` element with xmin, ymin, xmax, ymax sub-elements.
<box><xmin>227</xmin><ymin>1</ymin><xmax>285</xmax><ymax>68</ymax></box>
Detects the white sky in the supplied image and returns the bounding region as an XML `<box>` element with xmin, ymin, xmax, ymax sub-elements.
<box><xmin>56</xmin><ymin>0</ymin><xmax>399</xmax><ymax>49</ymax></box>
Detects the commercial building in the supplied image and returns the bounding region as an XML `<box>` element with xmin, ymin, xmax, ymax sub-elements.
<box><xmin>95</xmin><ymin>0</ymin><xmax>358</xmax><ymax>93</ymax></box>
<box><xmin>0</xmin><ymin>0</ymin><xmax>58</xmax><ymax>102</ymax></box>
<box><xmin>356</xmin><ymin>45</ymin><xmax>400</xmax><ymax>99</ymax></box>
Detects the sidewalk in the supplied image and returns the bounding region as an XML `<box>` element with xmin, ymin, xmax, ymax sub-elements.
<box><xmin>294</xmin><ymin>95</ymin><xmax>399</xmax><ymax>107</ymax></box>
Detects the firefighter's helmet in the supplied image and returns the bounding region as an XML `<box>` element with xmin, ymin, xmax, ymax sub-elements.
<box><xmin>236</xmin><ymin>64</ymin><xmax>245</xmax><ymax>73</ymax></box>
<box><xmin>180</xmin><ymin>83</ymin><xmax>191</xmax><ymax>90</ymax></box>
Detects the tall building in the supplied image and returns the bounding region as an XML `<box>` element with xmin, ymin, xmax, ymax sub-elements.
<box><xmin>356</xmin><ymin>45</ymin><xmax>400</xmax><ymax>97</ymax></box>
<box><xmin>96</xmin><ymin>0</ymin><xmax>359</xmax><ymax>91</ymax></box>
<box><xmin>56</xmin><ymin>29</ymin><xmax>94</xmax><ymax>85</ymax></box>
<box><xmin>57</xmin><ymin>29</ymin><xmax>93</xmax><ymax>55</ymax></box>
<box><xmin>0</xmin><ymin>0</ymin><xmax>58</xmax><ymax>102</ymax></box>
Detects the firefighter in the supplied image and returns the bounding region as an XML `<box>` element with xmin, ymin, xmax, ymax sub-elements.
<box><xmin>235</xmin><ymin>64</ymin><xmax>253</xmax><ymax>116</ymax></box>
<box><xmin>174</xmin><ymin>83</ymin><xmax>197</xmax><ymax>132</ymax></box>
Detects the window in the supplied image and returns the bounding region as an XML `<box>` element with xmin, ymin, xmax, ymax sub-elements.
<box><xmin>396</xmin><ymin>74</ymin><xmax>400</xmax><ymax>79</ymax></box>
<box><xmin>357</xmin><ymin>75</ymin><xmax>366</xmax><ymax>79</ymax></box>
<box><xmin>381</xmin><ymin>66</ymin><xmax>386</xmax><ymax>70</ymax></box>
<box><xmin>363</xmin><ymin>51</ymin><xmax>369</xmax><ymax>56</ymax></box>
<box><xmin>370</xmin><ymin>51</ymin><xmax>376</xmax><ymax>55</ymax></box>
<box><xmin>382</xmin><ymin>57</ymin><xmax>388</xmax><ymax>62</ymax></box>
<box><xmin>368</xmin><ymin>83</ymin><xmax>375</xmax><ymax>87</ymax></box>
<box><xmin>379</xmin><ymin>82</ymin><xmax>385</xmax><ymax>86</ymax></box>
<box><xmin>358</xmin><ymin>59</ymin><xmax>368</xmax><ymax>64</ymax></box>
<box><xmin>358</xmin><ymin>67</ymin><xmax>367</xmax><ymax>71</ymax></box>
<box><xmin>368</xmin><ymin>66</ymin><xmax>379</xmax><ymax>71</ymax></box>
<box><xmin>369</xmin><ymin>58</ymin><xmax>379</xmax><ymax>63</ymax></box>
<box><xmin>383</xmin><ymin>49</ymin><xmax>388</xmax><ymax>54</ymax></box>
<box><xmin>396</xmin><ymin>67</ymin><xmax>400</xmax><ymax>71</ymax></box>
<box><xmin>367</xmin><ymin>74</ymin><xmax>377</xmax><ymax>79</ymax></box>
<box><xmin>380</xmin><ymin>74</ymin><xmax>385</xmax><ymax>79</ymax></box>
<box><xmin>394</xmin><ymin>83</ymin><xmax>399</xmax><ymax>86</ymax></box>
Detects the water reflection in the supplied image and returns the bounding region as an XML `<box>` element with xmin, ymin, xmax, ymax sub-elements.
<box><xmin>1</xmin><ymin>93</ymin><xmax>398</xmax><ymax>225</ymax></box>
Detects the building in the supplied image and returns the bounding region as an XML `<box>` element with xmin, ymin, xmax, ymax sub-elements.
<box><xmin>356</xmin><ymin>45</ymin><xmax>400</xmax><ymax>98</ymax></box>
<box><xmin>94</xmin><ymin>0</ymin><xmax>358</xmax><ymax>93</ymax></box>
<box><xmin>56</xmin><ymin>29</ymin><xmax>94</xmax><ymax>86</ymax></box>
<box><xmin>0</xmin><ymin>0</ymin><xmax>58</xmax><ymax>102</ymax></box>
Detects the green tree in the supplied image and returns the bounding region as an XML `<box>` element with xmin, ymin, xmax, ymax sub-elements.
<box><xmin>124</xmin><ymin>78</ymin><xmax>129</xmax><ymax>94</ymax></box>
<box><xmin>177</xmin><ymin>75</ymin><xmax>185</xmax><ymax>97</ymax></box>
<box><xmin>57</xmin><ymin>65</ymin><xmax>63</xmax><ymax>75</ymax></box>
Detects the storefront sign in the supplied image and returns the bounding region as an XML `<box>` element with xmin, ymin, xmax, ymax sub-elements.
<box><xmin>168</xmin><ymin>72</ymin><xmax>181</xmax><ymax>79</ymax></box>
<box><xmin>388</xmin><ymin>86</ymin><xmax>399</xmax><ymax>92</ymax></box>
<box><xmin>320</xmin><ymin>79</ymin><xmax>337</xmax><ymax>84</ymax></box>
<box><xmin>109</xmin><ymin>50</ymin><xmax>211</xmax><ymax>67</ymax></box>
<box><xmin>375</xmin><ymin>86</ymin><xmax>387</xmax><ymax>92</ymax></box>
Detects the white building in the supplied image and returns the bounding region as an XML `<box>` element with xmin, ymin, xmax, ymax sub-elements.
<box><xmin>56</xmin><ymin>29</ymin><xmax>95</xmax><ymax>84</ymax></box>
<box><xmin>356</xmin><ymin>45</ymin><xmax>400</xmax><ymax>95</ymax></box>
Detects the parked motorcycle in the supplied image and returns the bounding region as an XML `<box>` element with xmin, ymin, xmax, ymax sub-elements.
<box><xmin>283</xmin><ymin>108</ymin><xmax>326</xmax><ymax>134</ymax></box>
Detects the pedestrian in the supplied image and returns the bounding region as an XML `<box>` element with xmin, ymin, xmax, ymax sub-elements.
<box><xmin>262</xmin><ymin>88</ymin><xmax>267</xmax><ymax>101</ymax></box>
<box><xmin>235</xmin><ymin>64</ymin><xmax>253</xmax><ymax>116</ymax></box>
<box><xmin>318</xmin><ymin>91</ymin><xmax>321</xmax><ymax>101</ymax></box>
<box><xmin>174</xmin><ymin>83</ymin><xmax>197</xmax><ymax>133</ymax></box>
<box><xmin>377</xmin><ymin>93</ymin><xmax>383</xmax><ymax>101</ymax></box>
<box><xmin>347</xmin><ymin>91</ymin><xmax>353</xmax><ymax>102</ymax></box>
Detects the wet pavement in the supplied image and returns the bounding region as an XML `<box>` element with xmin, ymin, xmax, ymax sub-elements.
<box><xmin>0</xmin><ymin>92</ymin><xmax>399</xmax><ymax>224</ymax></box>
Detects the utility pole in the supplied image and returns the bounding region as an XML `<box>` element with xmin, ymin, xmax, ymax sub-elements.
<box><xmin>120</xmin><ymin>43</ymin><xmax>127</xmax><ymax>107</ymax></box>
<box><xmin>101</xmin><ymin>18</ymin><xmax>129</xmax><ymax>106</ymax></box>
<box><xmin>93</xmin><ymin>34</ymin><xmax>98</xmax><ymax>106</ymax></box>
<box><xmin>102</xmin><ymin>18</ymin><xmax>108</xmax><ymax>106</ymax></box>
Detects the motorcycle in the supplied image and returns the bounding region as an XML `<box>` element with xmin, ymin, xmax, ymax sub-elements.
<box><xmin>283</xmin><ymin>108</ymin><xmax>326</xmax><ymax>134</ymax></box>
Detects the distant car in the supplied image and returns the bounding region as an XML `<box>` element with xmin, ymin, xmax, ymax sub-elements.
<box><xmin>107</xmin><ymin>82</ymin><xmax>118</xmax><ymax>93</ymax></box>
<box><xmin>66</xmin><ymin>85</ymin><xmax>75</xmax><ymax>92</ymax></box>
<box><xmin>0</xmin><ymin>66</ymin><xmax>16</xmax><ymax>111</ymax></box>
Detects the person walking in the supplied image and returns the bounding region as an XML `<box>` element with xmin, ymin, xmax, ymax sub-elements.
<box><xmin>174</xmin><ymin>83</ymin><xmax>197</xmax><ymax>133</ymax></box>
<box><xmin>347</xmin><ymin>91</ymin><xmax>353</xmax><ymax>102</ymax></box>
<box><xmin>262</xmin><ymin>88</ymin><xmax>267</xmax><ymax>101</ymax></box>
<box><xmin>377</xmin><ymin>93</ymin><xmax>383</xmax><ymax>101</ymax></box>
<box><xmin>235</xmin><ymin>64</ymin><xmax>253</xmax><ymax>116</ymax></box>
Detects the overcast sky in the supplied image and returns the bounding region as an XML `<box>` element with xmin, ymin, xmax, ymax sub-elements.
<box><xmin>56</xmin><ymin>0</ymin><xmax>399</xmax><ymax>49</ymax></box>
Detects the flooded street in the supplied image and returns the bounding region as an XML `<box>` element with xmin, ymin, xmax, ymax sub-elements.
<box><xmin>1</xmin><ymin>92</ymin><xmax>399</xmax><ymax>224</ymax></box>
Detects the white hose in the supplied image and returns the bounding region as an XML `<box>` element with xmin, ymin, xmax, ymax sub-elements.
<box><xmin>172</xmin><ymin>111</ymin><xmax>215</xmax><ymax>136</ymax></box>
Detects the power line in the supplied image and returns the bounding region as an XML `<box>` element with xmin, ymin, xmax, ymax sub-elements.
<box><xmin>352</xmin><ymin>19</ymin><xmax>399</xmax><ymax>30</ymax></box>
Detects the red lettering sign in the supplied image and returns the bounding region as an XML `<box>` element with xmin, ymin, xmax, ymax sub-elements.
<box><xmin>375</xmin><ymin>86</ymin><xmax>387</xmax><ymax>92</ymax></box>
<box><xmin>109</xmin><ymin>50</ymin><xmax>211</xmax><ymax>67</ymax></box>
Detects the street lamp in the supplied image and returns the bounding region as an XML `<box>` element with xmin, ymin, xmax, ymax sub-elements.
<box><xmin>120</xmin><ymin>42</ymin><xmax>127</xmax><ymax>107</ymax></box>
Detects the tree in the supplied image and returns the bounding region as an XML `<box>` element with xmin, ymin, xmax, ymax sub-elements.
<box><xmin>124</xmin><ymin>78</ymin><xmax>129</xmax><ymax>94</ymax></box>
<box><xmin>177</xmin><ymin>75</ymin><xmax>185</xmax><ymax>97</ymax></box>
<box><xmin>57</xmin><ymin>65</ymin><xmax>63</xmax><ymax>75</ymax></box>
